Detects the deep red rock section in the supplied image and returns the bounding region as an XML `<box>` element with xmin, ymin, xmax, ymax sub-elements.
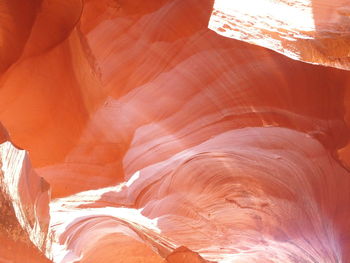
<box><xmin>0</xmin><ymin>0</ymin><xmax>349</xmax><ymax>262</ymax></box>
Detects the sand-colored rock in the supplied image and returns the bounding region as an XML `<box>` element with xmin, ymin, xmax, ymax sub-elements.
<box><xmin>0</xmin><ymin>135</ymin><xmax>51</xmax><ymax>262</ymax></box>
<box><xmin>209</xmin><ymin>0</ymin><xmax>350</xmax><ymax>70</ymax></box>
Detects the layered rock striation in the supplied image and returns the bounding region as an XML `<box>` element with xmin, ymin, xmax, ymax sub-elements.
<box><xmin>0</xmin><ymin>0</ymin><xmax>349</xmax><ymax>262</ymax></box>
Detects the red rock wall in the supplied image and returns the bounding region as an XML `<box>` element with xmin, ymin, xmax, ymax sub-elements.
<box><xmin>0</xmin><ymin>0</ymin><xmax>349</xmax><ymax>262</ymax></box>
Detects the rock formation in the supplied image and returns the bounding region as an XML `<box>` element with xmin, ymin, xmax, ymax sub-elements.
<box><xmin>0</xmin><ymin>0</ymin><xmax>349</xmax><ymax>262</ymax></box>
<box><xmin>209</xmin><ymin>0</ymin><xmax>350</xmax><ymax>70</ymax></box>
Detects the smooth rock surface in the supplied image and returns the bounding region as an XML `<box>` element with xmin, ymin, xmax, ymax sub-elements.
<box><xmin>0</xmin><ymin>137</ymin><xmax>50</xmax><ymax>262</ymax></box>
<box><xmin>0</xmin><ymin>0</ymin><xmax>349</xmax><ymax>262</ymax></box>
<box><xmin>209</xmin><ymin>0</ymin><xmax>350</xmax><ymax>70</ymax></box>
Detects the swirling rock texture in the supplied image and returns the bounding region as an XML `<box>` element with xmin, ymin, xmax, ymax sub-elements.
<box><xmin>0</xmin><ymin>0</ymin><xmax>350</xmax><ymax>262</ymax></box>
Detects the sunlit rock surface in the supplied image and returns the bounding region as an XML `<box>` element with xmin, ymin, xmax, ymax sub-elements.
<box><xmin>0</xmin><ymin>131</ymin><xmax>50</xmax><ymax>262</ymax></box>
<box><xmin>209</xmin><ymin>0</ymin><xmax>350</xmax><ymax>70</ymax></box>
<box><xmin>0</xmin><ymin>0</ymin><xmax>350</xmax><ymax>262</ymax></box>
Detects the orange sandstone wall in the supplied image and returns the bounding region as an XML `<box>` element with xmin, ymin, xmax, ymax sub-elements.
<box><xmin>0</xmin><ymin>0</ymin><xmax>349</xmax><ymax>262</ymax></box>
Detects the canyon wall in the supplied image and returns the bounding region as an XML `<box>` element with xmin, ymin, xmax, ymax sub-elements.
<box><xmin>0</xmin><ymin>0</ymin><xmax>349</xmax><ymax>262</ymax></box>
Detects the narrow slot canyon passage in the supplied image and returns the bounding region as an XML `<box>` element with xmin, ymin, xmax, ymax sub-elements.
<box><xmin>0</xmin><ymin>0</ymin><xmax>349</xmax><ymax>262</ymax></box>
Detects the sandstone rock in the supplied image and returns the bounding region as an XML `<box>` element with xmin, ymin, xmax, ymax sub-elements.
<box><xmin>0</xmin><ymin>0</ymin><xmax>349</xmax><ymax>262</ymax></box>
<box><xmin>209</xmin><ymin>0</ymin><xmax>350</xmax><ymax>70</ymax></box>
